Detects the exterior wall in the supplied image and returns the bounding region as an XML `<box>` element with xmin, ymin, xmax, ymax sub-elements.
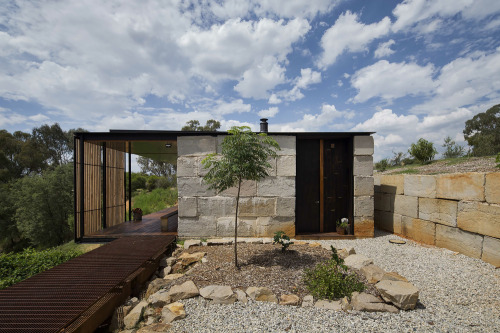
<box><xmin>353</xmin><ymin>136</ymin><xmax>375</xmax><ymax>237</ymax></box>
<box><xmin>374</xmin><ymin>172</ymin><xmax>500</xmax><ymax>267</ymax></box>
<box><xmin>177</xmin><ymin>135</ymin><xmax>296</xmax><ymax>238</ymax></box>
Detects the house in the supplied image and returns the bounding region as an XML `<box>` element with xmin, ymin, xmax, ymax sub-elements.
<box><xmin>73</xmin><ymin>120</ymin><xmax>374</xmax><ymax>241</ymax></box>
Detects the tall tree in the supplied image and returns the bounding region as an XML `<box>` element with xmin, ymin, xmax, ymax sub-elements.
<box><xmin>137</xmin><ymin>156</ymin><xmax>176</xmax><ymax>177</ymax></box>
<box><xmin>32</xmin><ymin>123</ymin><xmax>71</xmax><ymax>166</ymax></box>
<box><xmin>201</xmin><ymin>126</ymin><xmax>279</xmax><ymax>267</ymax></box>
<box><xmin>182</xmin><ymin>119</ymin><xmax>221</xmax><ymax>131</ymax></box>
<box><xmin>408</xmin><ymin>138</ymin><xmax>437</xmax><ymax>164</ymax></box>
<box><xmin>442</xmin><ymin>136</ymin><xmax>465</xmax><ymax>158</ymax></box>
<box><xmin>463</xmin><ymin>104</ymin><xmax>500</xmax><ymax>156</ymax></box>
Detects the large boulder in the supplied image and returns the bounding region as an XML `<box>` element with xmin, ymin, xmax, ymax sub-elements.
<box><xmin>159</xmin><ymin>266</ymin><xmax>172</xmax><ymax>278</ymax></box>
<box><xmin>235</xmin><ymin>289</ymin><xmax>248</xmax><ymax>304</ymax></box>
<box><xmin>147</xmin><ymin>289</ymin><xmax>171</xmax><ymax>308</ymax></box>
<box><xmin>338</xmin><ymin>247</ymin><xmax>356</xmax><ymax>259</ymax></box>
<box><xmin>375</xmin><ymin>280</ymin><xmax>419</xmax><ymax>310</ymax></box>
<box><xmin>161</xmin><ymin>302</ymin><xmax>186</xmax><ymax>323</ymax></box>
<box><xmin>184</xmin><ymin>239</ymin><xmax>201</xmax><ymax>249</ymax></box>
<box><xmin>246</xmin><ymin>287</ymin><xmax>278</xmax><ymax>303</ymax></box>
<box><xmin>178</xmin><ymin>252</ymin><xmax>206</xmax><ymax>267</ymax></box>
<box><xmin>351</xmin><ymin>292</ymin><xmax>399</xmax><ymax>313</ymax></box>
<box><xmin>381</xmin><ymin>271</ymin><xmax>408</xmax><ymax>282</ymax></box>
<box><xmin>164</xmin><ymin>273</ymin><xmax>184</xmax><ymax>281</ymax></box>
<box><xmin>360</xmin><ymin>264</ymin><xmax>386</xmax><ymax>284</ymax></box>
<box><xmin>167</xmin><ymin>280</ymin><xmax>200</xmax><ymax>302</ymax></box>
<box><xmin>123</xmin><ymin>301</ymin><xmax>148</xmax><ymax>329</ymax></box>
<box><xmin>145</xmin><ymin>278</ymin><xmax>169</xmax><ymax>299</ymax></box>
<box><xmin>314</xmin><ymin>300</ymin><xmax>342</xmax><ymax>310</ymax></box>
<box><xmin>344</xmin><ymin>254</ymin><xmax>373</xmax><ymax>270</ymax></box>
<box><xmin>279</xmin><ymin>294</ymin><xmax>300</xmax><ymax>306</ymax></box>
<box><xmin>199</xmin><ymin>285</ymin><xmax>237</xmax><ymax>304</ymax></box>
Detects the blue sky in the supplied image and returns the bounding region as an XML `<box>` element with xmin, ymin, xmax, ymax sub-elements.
<box><xmin>1</xmin><ymin>0</ymin><xmax>500</xmax><ymax>160</ymax></box>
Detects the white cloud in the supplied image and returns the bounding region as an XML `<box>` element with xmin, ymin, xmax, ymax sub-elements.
<box><xmin>233</xmin><ymin>57</ymin><xmax>286</xmax><ymax>99</ymax></box>
<box><xmin>351</xmin><ymin>60</ymin><xmax>436</xmax><ymax>103</ymax></box>
<box><xmin>374</xmin><ymin>39</ymin><xmax>395</xmax><ymax>58</ymax></box>
<box><xmin>264</xmin><ymin>68</ymin><xmax>321</xmax><ymax>103</ymax></box>
<box><xmin>258</xmin><ymin>107</ymin><xmax>279</xmax><ymax>118</ymax></box>
<box><xmin>295</xmin><ymin>68</ymin><xmax>322</xmax><ymax>89</ymax></box>
<box><xmin>337</xmin><ymin>80</ymin><xmax>343</xmax><ymax>87</ymax></box>
<box><xmin>317</xmin><ymin>11</ymin><xmax>391</xmax><ymax>69</ymax></box>
<box><xmin>268</xmin><ymin>94</ymin><xmax>282</xmax><ymax>104</ymax></box>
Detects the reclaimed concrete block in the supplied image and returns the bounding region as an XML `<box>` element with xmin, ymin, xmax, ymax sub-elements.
<box><xmin>457</xmin><ymin>201</ymin><xmax>500</xmax><ymax>239</ymax></box>
<box><xmin>482</xmin><ymin>236</ymin><xmax>500</xmax><ymax>267</ymax></box>
<box><xmin>435</xmin><ymin>224</ymin><xmax>483</xmax><ymax>259</ymax></box>
<box><xmin>353</xmin><ymin>155</ymin><xmax>373</xmax><ymax>176</ymax></box>
<box><xmin>354</xmin><ymin>136</ymin><xmax>374</xmax><ymax>156</ymax></box>
<box><xmin>178</xmin><ymin>197</ymin><xmax>197</xmax><ymax>217</ymax></box>
<box><xmin>404</xmin><ymin>175</ymin><xmax>436</xmax><ymax>198</ymax></box>
<box><xmin>198</xmin><ymin>197</ymin><xmax>236</xmax><ymax>217</ymax></box>
<box><xmin>485</xmin><ymin>173</ymin><xmax>500</xmax><ymax>204</ymax></box>
<box><xmin>216</xmin><ymin>217</ymin><xmax>256</xmax><ymax>237</ymax></box>
<box><xmin>220</xmin><ymin>180</ymin><xmax>257</xmax><ymax>197</ymax></box>
<box><xmin>272</xmin><ymin>136</ymin><xmax>296</xmax><ymax>156</ymax></box>
<box><xmin>277</xmin><ymin>155</ymin><xmax>296</xmax><ymax>177</ymax></box>
<box><xmin>379</xmin><ymin>175</ymin><xmax>404</xmax><ymax>194</ymax></box>
<box><xmin>374</xmin><ymin>192</ymin><xmax>393</xmax><ymax>212</ymax></box>
<box><xmin>276</xmin><ymin>197</ymin><xmax>295</xmax><ymax>217</ymax></box>
<box><xmin>401</xmin><ymin>217</ymin><xmax>435</xmax><ymax>245</ymax></box>
<box><xmin>238</xmin><ymin>197</ymin><xmax>276</xmax><ymax>217</ymax></box>
<box><xmin>419</xmin><ymin>198</ymin><xmax>457</xmax><ymax>227</ymax></box>
<box><xmin>375</xmin><ymin>211</ymin><xmax>402</xmax><ymax>234</ymax></box>
<box><xmin>354</xmin><ymin>217</ymin><xmax>374</xmax><ymax>237</ymax></box>
<box><xmin>374</xmin><ymin>175</ymin><xmax>381</xmax><ymax>186</ymax></box>
<box><xmin>178</xmin><ymin>177</ymin><xmax>216</xmax><ymax>197</ymax></box>
<box><xmin>178</xmin><ymin>216</ymin><xmax>217</xmax><ymax>237</ymax></box>
<box><xmin>216</xmin><ymin>135</ymin><xmax>226</xmax><ymax>154</ymax></box>
<box><xmin>354</xmin><ymin>196</ymin><xmax>374</xmax><ymax>217</ymax></box>
<box><xmin>394</xmin><ymin>195</ymin><xmax>418</xmax><ymax>219</ymax></box>
<box><xmin>257</xmin><ymin>177</ymin><xmax>295</xmax><ymax>197</ymax></box>
<box><xmin>354</xmin><ymin>176</ymin><xmax>374</xmax><ymax>196</ymax></box>
<box><xmin>436</xmin><ymin>173</ymin><xmax>485</xmax><ymax>201</ymax></box>
<box><xmin>178</xmin><ymin>136</ymin><xmax>217</xmax><ymax>156</ymax></box>
<box><xmin>177</xmin><ymin>156</ymin><xmax>198</xmax><ymax>177</ymax></box>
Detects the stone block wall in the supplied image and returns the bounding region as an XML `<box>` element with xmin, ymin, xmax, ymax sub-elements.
<box><xmin>374</xmin><ymin>172</ymin><xmax>500</xmax><ymax>267</ymax></box>
<box><xmin>353</xmin><ymin>136</ymin><xmax>375</xmax><ymax>237</ymax></box>
<box><xmin>177</xmin><ymin>135</ymin><xmax>296</xmax><ymax>238</ymax></box>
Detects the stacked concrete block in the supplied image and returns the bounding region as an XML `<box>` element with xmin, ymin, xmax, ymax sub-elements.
<box><xmin>374</xmin><ymin>171</ymin><xmax>500</xmax><ymax>267</ymax></box>
<box><xmin>177</xmin><ymin>135</ymin><xmax>296</xmax><ymax>239</ymax></box>
<box><xmin>353</xmin><ymin>136</ymin><xmax>374</xmax><ymax>237</ymax></box>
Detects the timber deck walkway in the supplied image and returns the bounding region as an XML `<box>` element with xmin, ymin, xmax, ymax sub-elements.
<box><xmin>0</xmin><ymin>231</ymin><xmax>176</xmax><ymax>332</ymax></box>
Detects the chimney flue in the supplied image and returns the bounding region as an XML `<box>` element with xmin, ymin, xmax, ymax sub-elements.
<box><xmin>260</xmin><ymin>118</ymin><xmax>268</xmax><ymax>133</ymax></box>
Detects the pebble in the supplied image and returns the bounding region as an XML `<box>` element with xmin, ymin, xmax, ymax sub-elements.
<box><xmin>166</xmin><ymin>230</ymin><xmax>500</xmax><ymax>332</ymax></box>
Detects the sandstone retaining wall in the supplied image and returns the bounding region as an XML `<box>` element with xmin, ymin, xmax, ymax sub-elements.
<box><xmin>374</xmin><ymin>172</ymin><xmax>500</xmax><ymax>267</ymax></box>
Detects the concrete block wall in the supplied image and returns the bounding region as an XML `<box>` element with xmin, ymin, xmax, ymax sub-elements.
<box><xmin>374</xmin><ymin>172</ymin><xmax>500</xmax><ymax>267</ymax></box>
<box><xmin>177</xmin><ymin>135</ymin><xmax>296</xmax><ymax>238</ymax></box>
<box><xmin>353</xmin><ymin>136</ymin><xmax>375</xmax><ymax>237</ymax></box>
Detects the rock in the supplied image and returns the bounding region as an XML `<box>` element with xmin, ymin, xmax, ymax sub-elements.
<box><xmin>178</xmin><ymin>252</ymin><xmax>206</xmax><ymax>267</ymax></box>
<box><xmin>145</xmin><ymin>278</ymin><xmax>169</xmax><ymax>299</ymax></box>
<box><xmin>245</xmin><ymin>287</ymin><xmax>278</xmax><ymax>303</ymax></box>
<box><xmin>159</xmin><ymin>266</ymin><xmax>172</xmax><ymax>278</ymax></box>
<box><xmin>167</xmin><ymin>280</ymin><xmax>199</xmax><ymax>302</ymax></box>
<box><xmin>294</xmin><ymin>241</ymin><xmax>307</xmax><ymax>245</ymax></box>
<box><xmin>136</xmin><ymin>323</ymin><xmax>172</xmax><ymax>332</ymax></box>
<box><xmin>147</xmin><ymin>289</ymin><xmax>171</xmax><ymax>308</ymax></box>
<box><xmin>343</xmin><ymin>254</ymin><xmax>373</xmax><ymax>270</ymax></box>
<box><xmin>199</xmin><ymin>285</ymin><xmax>237</xmax><ymax>304</ymax></box>
<box><xmin>375</xmin><ymin>280</ymin><xmax>419</xmax><ymax>310</ymax></box>
<box><xmin>161</xmin><ymin>302</ymin><xmax>186</xmax><ymax>323</ymax></box>
<box><xmin>351</xmin><ymin>292</ymin><xmax>399</xmax><ymax>313</ymax></box>
<box><xmin>338</xmin><ymin>247</ymin><xmax>356</xmax><ymax>259</ymax></box>
<box><xmin>123</xmin><ymin>301</ymin><xmax>148</xmax><ymax>329</ymax></box>
<box><xmin>381</xmin><ymin>271</ymin><xmax>408</xmax><ymax>282</ymax></box>
<box><xmin>158</xmin><ymin>256</ymin><xmax>168</xmax><ymax>268</ymax></box>
<box><xmin>360</xmin><ymin>264</ymin><xmax>386</xmax><ymax>283</ymax></box>
<box><xmin>201</xmin><ymin>257</ymin><xmax>208</xmax><ymax>263</ymax></box>
<box><xmin>206</xmin><ymin>238</ymin><xmax>233</xmax><ymax>245</ymax></box>
<box><xmin>262</xmin><ymin>238</ymin><xmax>273</xmax><ymax>244</ymax></box>
<box><xmin>235</xmin><ymin>289</ymin><xmax>248</xmax><ymax>304</ymax></box>
<box><xmin>341</xmin><ymin>297</ymin><xmax>352</xmax><ymax>311</ymax></box>
<box><xmin>184</xmin><ymin>239</ymin><xmax>201</xmax><ymax>249</ymax></box>
<box><xmin>302</xmin><ymin>295</ymin><xmax>314</xmax><ymax>307</ymax></box>
<box><xmin>164</xmin><ymin>273</ymin><xmax>184</xmax><ymax>281</ymax></box>
<box><xmin>309</xmin><ymin>242</ymin><xmax>322</xmax><ymax>247</ymax></box>
<box><xmin>166</xmin><ymin>257</ymin><xmax>177</xmax><ymax>266</ymax></box>
<box><xmin>279</xmin><ymin>294</ymin><xmax>300</xmax><ymax>306</ymax></box>
<box><xmin>314</xmin><ymin>300</ymin><xmax>342</xmax><ymax>310</ymax></box>
<box><xmin>244</xmin><ymin>238</ymin><xmax>263</xmax><ymax>244</ymax></box>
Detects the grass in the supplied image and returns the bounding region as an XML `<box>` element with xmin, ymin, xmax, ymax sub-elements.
<box><xmin>132</xmin><ymin>187</ymin><xmax>178</xmax><ymax>216</ymax></box>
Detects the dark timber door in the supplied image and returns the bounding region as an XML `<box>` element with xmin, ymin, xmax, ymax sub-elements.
<box><xmin>296</xmin><ymin>138</ymin><xmax>351</xmax><ymax>234</ymax></box>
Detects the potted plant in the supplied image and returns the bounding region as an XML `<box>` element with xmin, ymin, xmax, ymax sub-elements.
<box><xmin>132</xmin><ymin>208</ymin><xmax>143</xmax><ymax>222</ymax></box>
<box><xmin>336</xmin><ymin>218</ymin><xmax>349</xmax><ymax>235</ymax></box>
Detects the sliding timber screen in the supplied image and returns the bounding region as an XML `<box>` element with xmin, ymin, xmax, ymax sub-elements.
<box><xmin>105</xmin><ymin>144</ymin><xmax>125</xmax><ymax>228</ymax></box>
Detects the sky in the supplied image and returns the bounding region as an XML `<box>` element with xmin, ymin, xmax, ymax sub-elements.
<box><xmin>1</xmin><ymin>0</ymin><xmax>500</xmax><ymax>161</ymax></box>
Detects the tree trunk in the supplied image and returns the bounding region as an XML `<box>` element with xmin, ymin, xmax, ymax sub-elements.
<box><xmin>234</xmin><ymin>176</ymin><xmax>242</xmax><ymax>268</ymax></box>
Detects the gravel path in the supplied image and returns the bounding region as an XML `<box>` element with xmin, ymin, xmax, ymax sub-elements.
<box><xmin>168</xmin><ymin>230</ymin><xmax>500</xmax><ymax>333</ymax></box>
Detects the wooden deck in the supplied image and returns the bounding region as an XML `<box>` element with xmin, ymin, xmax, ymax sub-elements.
<box><xmin>83</xmin><ymin>206</ymin><xmax>178</xmax><ymax>240</ymax></box>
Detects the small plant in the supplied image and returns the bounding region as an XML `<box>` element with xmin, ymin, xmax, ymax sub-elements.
<box><xmin>303</xmin><ymin>247</ymin><xmax>365</xmax><ymax>300</ymax></box>
<box><xmin>442</xmin><ymin>136</ymin><xmax>465</xmax><ymax>158</ymax></box>
<box><xmin>496</xmin><ymin>152</ymin><xmax>500</xmax><ymax>168</ymax></box>
<box><xmin>374</xmin><ymin>158</ymin><xmax>389</xmax><ymax>171</ymax></box>
<box><xmin>336</xmin><ymin>218</ymin><xmax>349</xmax><ymax>229</ymax></box>
<box><xmin>273</xmin><ymin>231</ymin><xmax>294</xmax><ymax>253</ymax></box>
<box><xmin>132</xmin><ymin>207</ymin><xmax>143</xmax><ymax>214</ymax></box>
<box><xmin>408</xmin><ymin>138</ymin><xmax>438</xmax><ymax>164</ymax></box>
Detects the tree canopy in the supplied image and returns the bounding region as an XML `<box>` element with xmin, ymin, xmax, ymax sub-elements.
<box><xmin>463</xmin><ymin>104</ymin><xmax>500</xmax><ymax>156</ymax></box>
<box><xmin>182</xmin><ymin>119</ymin><xmax>221</xmax><ymax>131</ymax></box>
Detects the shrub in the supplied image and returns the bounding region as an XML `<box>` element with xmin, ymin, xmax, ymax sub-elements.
<box><xmin>442</xmin><ymin>136</ymin><xmax>465</xmax><ymax>158</ymax></box>
<box><xmin>390</xmin><ymin>151</ymin><xmax>406</xmax><ymax>166</ymax></box>
<box><xmin>0</xmin><ymin>247</ymin><xmax>82</xmax><ymax>289</ymax></box>
<box><xmin>273</xmin><ymin>231</ymin><xmax>293</xmax><ymax>252</ymax></box>
<box><xmin>496</xmin><ymin>152</ymin><xmax>500</xmax><ymax>168</ymax></box>
<box><xmin>374</xmin><ymin>158</ymin><xmax>389</xmax><ymax>172</ymax></box>
<box><xmin>132</xmin><ymin>188</ymin><xmax>178</xmax><ymax>215</ymax></box>
<box><xmin>408</xmin><ymin>138</ymin><xmax>437</xmax><ymax>164</ymax></box>
<box><xmin>303</xmin><ymin>246</ymin><xmax>364</xmax><ymax>300</ymax></box>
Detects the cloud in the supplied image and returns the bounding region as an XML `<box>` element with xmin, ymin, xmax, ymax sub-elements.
<box><xmin>317</xmin><ymin>11</ymin><xmax>391</xmax><ymax>69</ymax></box>
<box><xmin>351</xmin><ymin>60</ymin><xmax>436</xmax><ymax>103</ymax></box>
<box><xmin>264</xmin><ymin>68</ymin><xmax>321</xmax><ymax>104</ymax></box>
<box><xmin>258</xmin><ymin>107</ymin><xmax>279</xmax><ymax>118</ymax></box>
<box><xmin>374</xmin><ymin>39</ymin><xmax>396</xmax><ymax>58</ymax></box>
<box><xmin>295</xmin><ymin>68</ymin><xmax>322</xmax><ymax>89</ymax></box>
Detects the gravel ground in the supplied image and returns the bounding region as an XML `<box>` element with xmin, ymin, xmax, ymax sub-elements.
<box><xmin>167</xmin><ymin>230</ymin><xmax>500</xmax><ymax>333</ymax></box>
<box><xmin>380</xmin><ymin>156</ymin><xmax>498</xmax><ymax>175</ymax></box>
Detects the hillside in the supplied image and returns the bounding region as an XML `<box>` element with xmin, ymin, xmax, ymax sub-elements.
<box><xmin>377</xmin><ymin>156</ymin><xmax>498</xmax><ymax>175</ymax></box>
